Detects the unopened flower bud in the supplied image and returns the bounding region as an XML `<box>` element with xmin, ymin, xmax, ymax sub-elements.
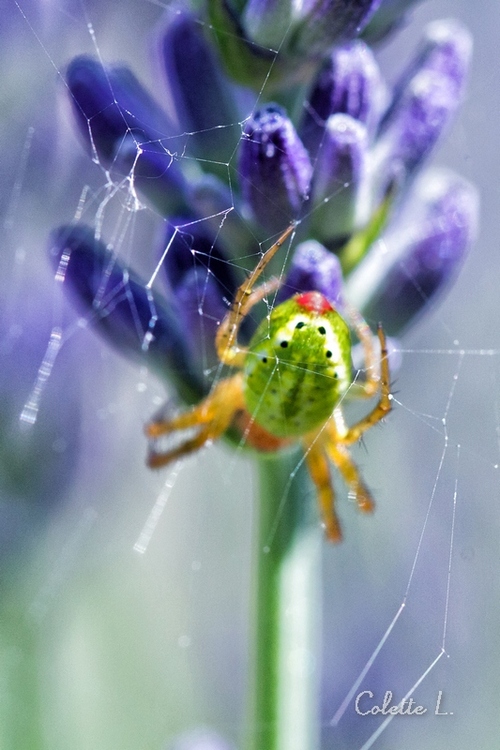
<box><xmin>160</xmin><ymin>12</ymin><xmax>239</xmax><ymax>165</ymax></box>
<box><xmin>66</xmin><ymin>55</ymin><xmax>188</xmax><ymax>216</ymax></box>
<box><xmin>48</xmin><ymin>225</ymin><xmax>203</xmax><ymax>400</ymax></box>
<box><xmin>372</xmin><ymin>19</ymin><xmax>472</xmax><ymax>195</ymax></box>
<box><xmin>160</xmin><ymin>220</ymin><xmax>237</xmax><ymax>301</ymax></box>
<box><xmin>279</xmin><ymin>239</ymin><xmax>344</xmax><ymax>305</ymax></box>
<box><xmin>301</xmin><ymin>41</ymin><xmax>385</xmax><ymax>157</ymax></box>
<box><xmin>311</xmin><ymin>114</ymin><xmax>368</xmax><ymax>241</ymax></box>
<box><xmin>239</xmin><ymin>104</ymin><xmax>312</xmax><ymax>234</ymax></box>
<box><xmin>346</xmin><ymin>170</ymin><xmax>479</xmax><ymax>334</ymax></box>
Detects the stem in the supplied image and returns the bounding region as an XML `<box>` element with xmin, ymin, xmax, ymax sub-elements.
<box><xmin>246</xmin><ymin>453</ymin><xmax>322</xmax><ymax>750</ymax></box>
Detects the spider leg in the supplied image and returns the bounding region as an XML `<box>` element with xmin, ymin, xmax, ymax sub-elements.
<box><xmin>341</xmin><ymin>325</ymin><xmax>391</xmax><ymax>445</ymax></box>
<box><xmin>146</xmin><ymin>374</ymin><xmax>245</xmax><ymax>468</ymax></box>
<box><xmin>303</xmin><ymin>438</ymin><xmax>342</xmax><ymax>542</ymax></box>
<box><xmin>344</xmin><ymin>303</ymin><xmax>380</xmax><ymax>398</ymax></box>
<box><xmin>215</xmin><ymin>223</ymin><xmax>295</xmax><ymax>367</ymax></box>
<box><xmin>148</xmin><ymin>425</ymin><xmax>216</xmax><ymax>468</ymax></box>
<box><xmin>326</xmin><ymin>442</ymin><xmax>374</xmax><ymax>514</ymax></box>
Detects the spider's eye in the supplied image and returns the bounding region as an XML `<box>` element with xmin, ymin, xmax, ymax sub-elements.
<box><xmin>295</xmin><ymin>321</ymin><xmax>305</xmax><ymax>330</ymax></box>
<box><xmin>280</xmin><ymin>341</ymin><xmax>289</xmax><ymax>348</ymax></box>
<box><xmin>326</xmin><ymin>350</ymin><xmax>332</xmax><ymax>358</ymax></box>
<box><xmin>318</xmin><ymin>326</ymin><xmax>326</xmax><ymax>335</ymax></box>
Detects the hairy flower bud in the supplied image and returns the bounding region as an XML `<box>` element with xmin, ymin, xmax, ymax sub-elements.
<box><xmin>346</xmin><ymin>170</ymin><xmax>479</xmax><ymax>334</ymax></box>
<box><xmin>66</xmin><ymin>55</ymin><xmax>189</xmax><ymax>216</ymax></box>
<box><xmin>239</xmin><ymin>104</ymin><xmax>312</xmax><ymax>234</ymax></box>
<box><xmin>301</xmin><ymin>40</ymin><xmax>385</xmax><ymax>157</ymax></box>
<box><xmin>279</xmin><ymin>239</ymin><xmax>344</xmax><ymax>305</ymax></box>
<box><xmin>160</xmin><ymin>220</ymin><xmax>237</xmax><ymax>300</ymax></box>
<box><xmin>371</xmin><ymin>19</ymin><xmax>472</xmax><ymax>196</ymax></box>
<box><xmin>311</xmin><ymin>114</ymin><xmax>368</xmax><ymax>241</ymax></box>
<box><xmin>160</xmin><ymin>12</ymin><xmax>240</xmax><ymax>166</ymax></box>
<box><xmin>48</xmin><ymin>225</ymin><xmax>203</xmax><ymax>400</ymax></box>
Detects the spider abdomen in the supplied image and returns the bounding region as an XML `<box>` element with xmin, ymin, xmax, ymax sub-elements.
<box><xmin>243</xmin><ymin>295</ymin><xmax>352</xmax><ymax>438</ymax></box>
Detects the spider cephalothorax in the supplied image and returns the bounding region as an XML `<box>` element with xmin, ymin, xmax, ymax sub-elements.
<box><xmin>147</xmin><ymin>225</ymin><xmax>391</xmax><ymax>542</ymax></box>
<box><xmin>243</xmin><ymin>292</ymin><xmax>351</xmax><ymax>438</ymax></box>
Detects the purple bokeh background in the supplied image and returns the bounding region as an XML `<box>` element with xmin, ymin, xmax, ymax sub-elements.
<box><xmin>0</xmin><ymin>2</ymin><xmax>498</xmax><ymax>749</ymax></box>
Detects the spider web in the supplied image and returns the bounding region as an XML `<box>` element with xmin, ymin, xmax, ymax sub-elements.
<box><xmin>1</xmin><ymin>1</ymin><xmax>499</xmax><ymax>749</ymax></box>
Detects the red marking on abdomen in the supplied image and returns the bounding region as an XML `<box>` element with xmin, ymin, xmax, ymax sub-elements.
<box><xmin>295</xmin><ymin>291</ymin><xmax>333</xmax><ymax>315</ymax></box>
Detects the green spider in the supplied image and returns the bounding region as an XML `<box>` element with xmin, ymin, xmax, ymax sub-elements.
<box><xmin>146</xmin><ymin>224</ymin><xmax>391</xmax><ymax>542</ymax></box>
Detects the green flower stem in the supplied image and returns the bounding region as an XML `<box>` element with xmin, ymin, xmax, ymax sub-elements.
<box><xmin>339</xmin><ymin>181</ymin><xmax>396</xmax><ymax>277</ymax></box>
<box><xmin>246</xmin><ymin>452</ymin><xmax>322</xmax><ymax>750</ymax></box>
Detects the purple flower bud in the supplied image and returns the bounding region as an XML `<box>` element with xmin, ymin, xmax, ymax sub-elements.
<box><xmin>160</xmin><ymin>220</ymin><xmax>237</xmax><ymax>302</ymax></box>
<box><xmin>175</xmin><ymin>268</ymin><xmax>228</xmax><ymax>373</ymax></box>
<box><xmin>188</xmin><ymin>175</ymin><xmax>256</xmax><ymax>257</ymax></box>
<box><xmin>301</xmin><ymin>41</ymin><xmax>385</xmax><ymax>157</ymax></box>
<box><xmin>48</xmin><ymin>225</ymin><xmax>204</xmax><ymax>401</ymax></box>
<box><xmin>239</xmin><ymin>104</ymin><xmax>312</xmax><ymax>235</ymax></box>
<box><xmin>279</xmin><ymin>239</ymin><xmax>344</xmax><ymax>305</ymax></box>
<box><xmin>346</xmin><ymin>170</ymin><xmax>479</xmax><ymax>335</ymax></box>
<box><xmin>292</xmin><ymin>0</ymin><xmax>382</xmax><ymax>57</ymax></box>
<box><xmin>66</xmin><ymin>55</ymin><xmax>189</xmax><ymax>216</ymax></box>
<box><xmin>311</xmin><ymin>114</ymin><xmax>368</xmax><ymax>240</ymax></box>
<box><xmin>372</xmin><ymin>20</ymin><xmax>472</xmax><ymax>193</ymax></box>
<box><xmin>160</xmin><ymin>12</ymin><xmax>240</xmax><ymax>165</ymax></box>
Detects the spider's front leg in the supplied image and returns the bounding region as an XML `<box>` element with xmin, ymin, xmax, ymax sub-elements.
<box><xmin>215</xmin><ymin>223</ymin><xmax>295</xmax><ymax>367</ymax></box>
<box><xmin>146</xmin><ymin>374</ymin><xmax>245</xmax><ymax>468</ymax></box>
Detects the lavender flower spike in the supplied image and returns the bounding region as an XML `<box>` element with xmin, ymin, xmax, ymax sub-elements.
<box><xmin>311</xmin><ymin>113</ymin><xmax>368</xmax><ymax>241</ymax></box>
<box><xmin>346</xmin><ymin>169</ymin><xmax>479</xmax><ymax>335</ymax></box>
<box><xmin>301</xmin><ymin>40</ymin><xmax>386</xmax><ymax>158</ymax></box>
<box><xmin>66</xmin><ymin>56</ymin><xmax>189</xmax><ymax>217</ymax></box>
<box><xmin>49</xmin><ymin>225</ymin><xmax>204</xmax><ymax>402</ymax></box>
<box><xmin>239</xmin><ymin>104</ymin><xmax>312</xmax><ymax>235</ymax></box>
<box><xmin>371</xmin><ymin>19</ymin><xmax>472</xmax><ymax>197</ymax></box>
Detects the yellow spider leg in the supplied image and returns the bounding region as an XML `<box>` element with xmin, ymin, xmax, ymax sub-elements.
<box><xmin>147</xmin><ymin>402</ymin><xmax>214</xmax><ymax>438</ymax></box>
<box><xmin>326</xmin><ymin>442</ymin><xmax>374</xmax><ymax>514</ymax></box>
<box><xmin>148</xmin><ymin>425</ymin><xmax>216</xmax><ymax>469</ymax></box>
<box><xmin>215</xmin><ymin>223</ymin><xmax>295</xmax><ymax>367</ymax></box>
<box><xmin>146</xmin><ymin>374</ymin><xmax>245</xmax><ymax>468</ymax></box>
<box><xmin>303</xmin><ymin>438</ymin><xmax>343</xmax><ymax>542</ymax></box>
<box><xmin>345</xmin><ymin>302</ymin><xmax>380</xmax><ymax>398</ymax></box>
<box><xmin>341</xmin><ymin>325</ymin><xmax>391</xmax><ymax>445</ymax></box>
